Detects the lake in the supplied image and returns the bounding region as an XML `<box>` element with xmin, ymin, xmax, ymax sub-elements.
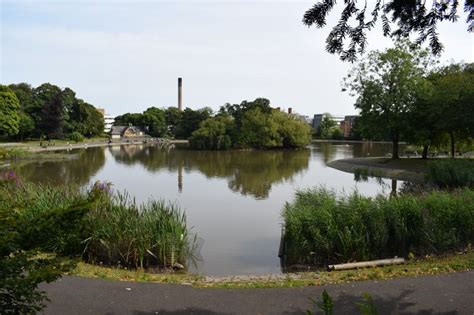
<box><xmin>13</xmin><ymin>141</ymin><xmax>402</xmax><ymax>276</ymax></box>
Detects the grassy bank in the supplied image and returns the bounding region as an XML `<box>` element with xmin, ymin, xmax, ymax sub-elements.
<box><xmin>282</xmin><ymin>187</ymin><xmax>474</xmax><ymax>268</ymax></box>
<box><xmin>0</xmin><ymin>147</ymin><xmax>78</xmax><ymax>161</ymax></box>
<box><xmin>69</xmin><ymin>252</ymin><xmax>474</xmax><ymax>288</ymax></box>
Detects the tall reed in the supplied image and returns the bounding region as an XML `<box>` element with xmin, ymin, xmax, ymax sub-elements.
<box><xmin>0</xmin><ymin>177</ymin><xmax>193</xmax><ymax>270</ymax></box>
<box><xmin>83</xmin><ymin>193</ymin><xmax>190</xmax><ymax>269</ymax></box>
<box><xmin>427</xmin><ymin>159</ymin><xmax>474</xmax><ymax>188</ymax></box>
<box><xmin>282</xmin><ymin>187</ymin><xmax>474</xmax><ymax>267</ymax></box>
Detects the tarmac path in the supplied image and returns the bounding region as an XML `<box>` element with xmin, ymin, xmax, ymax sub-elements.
<box><xmin>41</xmin><ymin>271</ymin><xmax>474</xmax><ymax>314</ymax></box>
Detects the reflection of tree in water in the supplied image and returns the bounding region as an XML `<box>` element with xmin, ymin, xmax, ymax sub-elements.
<box><xmin>318</xmin><ymin>143</ymin><xmax>337</xmax><ymax>164</ymax></box>
<box><xmin>351</xmin><ymin>142</ymin><xmax>406</xmax><ymax>158</ymax></box>
<box><xmin>13</xmin><ymin>147</ymin><xmax>106</xmax><ymax>186</ymax></box>
<box><xmin>110</xmin><ymin>145</ymin><xmax>310</xmax><ymax>199</ymax></box>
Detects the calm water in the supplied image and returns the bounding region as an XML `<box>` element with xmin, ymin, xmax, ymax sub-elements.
<box><xmin>12</xmin><ymin>142</ymin><xmax>402</xmax><ymax>276</ymax></box>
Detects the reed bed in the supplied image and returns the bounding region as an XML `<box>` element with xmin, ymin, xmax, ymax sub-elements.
<box><xmin>0</xmin><ymin>176</ymin><xmax>192</xmax><ymax>270</ymax></box>
<box><xmin>84</xmin><ymin>193</ymin><xmax>190</xmax><ymax>269</ymax></box>
<box><xmin>427</xmin><ymin>159</ymin><xmax>474</xmax><ymax>188</ymax></box>
<box><xmin>282</xmin><ymin>187</ymin><xmax>474</xmax><ymax>267</ymax></box>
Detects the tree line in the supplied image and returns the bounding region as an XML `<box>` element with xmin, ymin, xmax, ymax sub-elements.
<box><xmin>114</xmin><ymin>106</ymin><xmax>213</xmax><ymax>139</ymax></box>
<box><xmin>345</xmin><ymin>41</ymin><xmax>474</xmax><ymax>158</ymax></box>
<box><xmin>116</xmin><ymin>98</ymin><xmax>312</xmax><ymax>150</ymax></box>
<box><xmin>0</xmin><ymin>83</ymin><xmax>104</xmax><ymax>141</ymax></box>
<box><xmin>190</xmin><ymin>98</ymin><xmax>312</xmax><ymax>149</ymax></box>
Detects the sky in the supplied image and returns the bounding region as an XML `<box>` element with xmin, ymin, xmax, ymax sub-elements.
<box><xmin>1</xmin><ymin>0</ymin><xmax>473</xmax><ymax>117</ymax></box>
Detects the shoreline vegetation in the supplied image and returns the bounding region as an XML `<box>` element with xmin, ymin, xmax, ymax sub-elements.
<box><xmin>327</xmin><ymin>156</ymin><xmax>474</xmax><ymax>184</ymax></box>
<box><xmin>70</xmin><ymin>252</ymin><xmax>474</xmax><ymax>288</ymax></box>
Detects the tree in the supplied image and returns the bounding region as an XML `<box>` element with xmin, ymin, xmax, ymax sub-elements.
<box><xmin>0</xmin><ymin>85</ymin><xmax>21</xmax><ymax>137</ymax></box>
<box><xmin>273</xmin><ymin>110</ymin><xmax>312</xmax><ymax>147</ymax></box>
<box><xmin>69</xmin><ymin>100</ymin><xmax>104</xmax><ymax>137</ymax></box>
<box><xmin>189</xmin><ymin>115</ymin><xmax>234</xmax><ymax>150</ymax></box>
<box><xmin>17</xmin><ymin>111</ymin><xmax>35</xmax><ymax>140</ymax></box>
<box><xmin>303</xmin><ymin>0</ymin><xmax>474</xmax><ymax>61</ymax></box>
<box><xmin>430</xmin><ymin>63</ymin><xmax>474</xmax><ymax>157</ymax></box>
<box><xmin>34</xmin><ymin>83</ymin><xmax>65</xmax><ymax>138</ymax></box>
<box><xmin>343</xmin><ymin>40</ymin><xmax>434</xmax><ymax>158</ymax></box>
<box><xmin>318</xmin><ymin>114</ymin><xmax>337</xmax><ymax>139</ymax></box>
<box><xmin>143</xmin><ymin>107</ymin><xmax>167</xmax><ymax>137</ymax></box>
<box><xmin>164</xmin><ymin>107</ymin><xmax>183</xmax><ymax>136</ymax></box>
<box><xmin>175</xmin><ymin>107</ymin><xmax>212</xmax><ymax>139</ymax></box>
<box><xmin>240</xmin><ymin>108</ymin><xmax>281</xmax><ymax>148</ymax></box>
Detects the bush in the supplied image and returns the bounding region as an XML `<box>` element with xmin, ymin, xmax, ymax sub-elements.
<box><xmin>69</xmin><ymin>131</ymin><xmax>85</xmax><ymax>143</ymax></box>
<box><xmin>427</xmin><ymin>159</ymin><xmax>474</xmax><ymax>188</ymax></box>
<box><xmin>282</xmin><ymin>187</ymin><xmax>474</xmax><ymax>267</ymax></box>
<box><xmin>0</xmin><ymin>180</ymin><xmax>79</xmax><ymax>313</ymax></box>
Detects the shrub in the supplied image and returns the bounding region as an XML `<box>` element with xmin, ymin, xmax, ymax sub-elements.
<box><xmin>0</xmin><ymin>180</ymin><xmax>79</xmax><ymax>313</ymax></box>
<box><xmin>69</xmin><ymin>131</ymin><xmax>85</xmax><ymax>143</ymax></box>
<box><xmin>427</xmin><ymin>159</ymin><xmax>474</xmax><ymax>188</ymax></box>
<box><xmin>282</xmin><ymin>187</ymin><xmax>474</xmax><ymax>267</ymax></box>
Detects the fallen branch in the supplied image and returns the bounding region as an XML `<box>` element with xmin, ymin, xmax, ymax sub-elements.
<box><xmin>328</xmin><ymin>258</ymin><xmax>405</xmax><ymax>271</ymax></box>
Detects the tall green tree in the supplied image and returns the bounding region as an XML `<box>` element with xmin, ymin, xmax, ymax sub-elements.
<box><xmin>317</xmin><ymin>113</ymin><xmax>337</xmax><ymax>139</ymax></box>
<box><xmin>143</xmin><ymin>107</ymin><xmax>167</xmax><ymax>137</ymax></box>
<box><xmin>34</xmin><ymin>83</ymin><xmax>65</xmax><ymax>138</ymax></box>
<box><xmin>175</xmin><ymin>107</ymin><xmax>212</xmax><ymax>139</ymax></box>
<box><xmin>164</xmin><ymin>107</ymin><xmax>182</xmax><ymax>136</ymax></box>
<box><xmin>189</xmin><ymin>115</ymin><xmax>234</xmax><ymax>150</ymax></box>
<box><xmin>344</xmin><ymin>40</ymin><xmax>434</xmax><ymax>158</ymax></box>
<box><xmin>0</xmin><ymin>85</ymin><xmax>21</xmax><ymax>137</ymax></box>
<box><xmin>69</xmin><ymin>100</ymin><xmax>104</xmax><ymax>137</ymax></box>
<box><xmin>430</xmin><ymin>63</ymin><xmax>474</xmax><ymax>157</ymax></box>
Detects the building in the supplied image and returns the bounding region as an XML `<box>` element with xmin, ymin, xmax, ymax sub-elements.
<box><xmin>97</xmin><ymin>108</ymin><xmax>115</xmax><ymax>133</ymax></box>
<box><xmin>312</xmin><ymin>113</ymin><xmax>345</xmax><ymax>130</ymax></box>
<box><xmin>340</xmin><ymin>115</ymin><xmax>358</xmax><ymax>138</ymax></box>
<box><xmin>110</xmin><ymin>126</ymin><xmax>148</xmax><ymax>140</ymax></box>
<box><xmin>104</xmin><ymin>114</ymin><xmax>115</xmax><ymax>133</ymax></box>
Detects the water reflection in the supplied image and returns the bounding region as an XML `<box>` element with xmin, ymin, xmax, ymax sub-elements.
<box><xmin>108</xmin><ymin>145</ymin><xmax>310</xmax><ymax>199</ymax></box>
<box><xmin>13</xmin><ymin>147</ymin><xmax>105</xmax><ymax>186</ymax></box>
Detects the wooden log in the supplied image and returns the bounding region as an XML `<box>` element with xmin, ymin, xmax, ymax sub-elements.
<box><xmin>328</xmin><ymin>258</ymin><xmax>405</xmax><ymax>271</ymax></box>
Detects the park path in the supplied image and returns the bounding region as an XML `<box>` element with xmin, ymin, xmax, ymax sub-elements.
<box><xmin>41</xmin><ymin>271</ymin><xmax>474</xmax><ymax>314</ymax></box>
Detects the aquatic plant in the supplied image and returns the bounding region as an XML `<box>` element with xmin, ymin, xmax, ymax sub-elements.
<box><xmin>0</xmin><ymin>180</ymin><xmax>194</xmax><ymax>271</ymax></box>
<box><xmin>83</xmin><ymin>193</ymin><xmax>190</xmax><ymax>269</ymax></box>
<box><xmin>282</xmin><ymin>187</ymin><xmax>474</xmax><ymax>267</ymax></box>
<box><xmin>427</xmin><ymin>159</ymin><xmax>474</xmax><ymax>188</ymax></box>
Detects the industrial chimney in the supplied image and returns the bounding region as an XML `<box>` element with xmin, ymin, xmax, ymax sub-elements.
<box><xmin>178</xmin><ymin>77</ymin><xmax>183</xmax><ymax>111</ymax></box>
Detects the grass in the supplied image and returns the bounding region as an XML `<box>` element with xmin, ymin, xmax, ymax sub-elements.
<box><xmin>70</xmin><ymin>252</ymin><xmax>474</xmax><ymax>288</ymax></box>
<box><xmin>427</xmin><ymin>159</ymin><xmax>474</xmax><ymax>188</ymax></box>
<box><xmin>0</xmin><ymin>147</ymin><xmax>78</xmax><ymax>161</ymax></box>
<box><xmin>0</xmin><ymin>179</ymin><xmax>194</xmax><ymax>271</ymax></box>
<box><xmin>83</xmin><ymin>191</ymin><xmax>192</xmax><ymax>269</ymax></box>
<box><xmin>282</xmin><ymin>187</ymin><xmax>474</xmax><ymax>267</ymax></box>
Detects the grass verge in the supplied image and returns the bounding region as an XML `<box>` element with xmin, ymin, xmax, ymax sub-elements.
<box><xmin>70</xmin><ymin>252</ymin><xmax>474</xmax><ymax>288</ymax></box>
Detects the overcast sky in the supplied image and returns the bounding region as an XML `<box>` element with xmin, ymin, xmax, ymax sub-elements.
<box><xmin>1</xmin><ymin>0</ymin><xmax>473</xmax><ymax>117</ymax></box>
